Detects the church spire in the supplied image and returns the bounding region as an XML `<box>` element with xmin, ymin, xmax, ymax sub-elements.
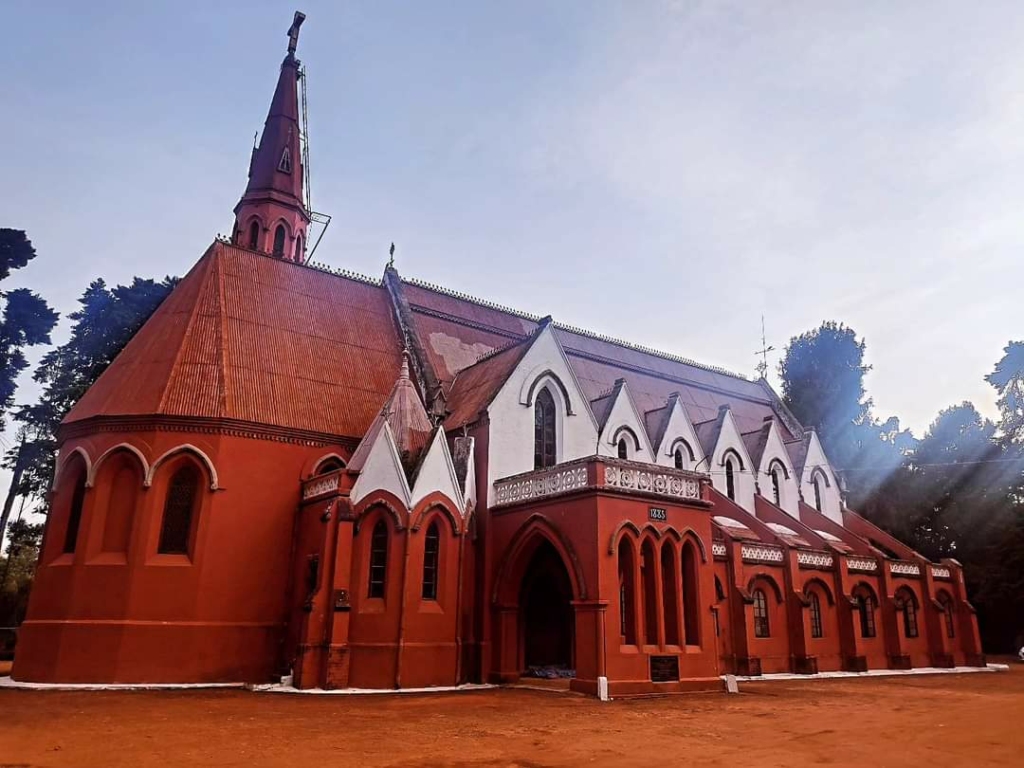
<box><xmin>232</xmin><ymin>11</ymin><xmax>310</xmax><ymax>263</ymax></box>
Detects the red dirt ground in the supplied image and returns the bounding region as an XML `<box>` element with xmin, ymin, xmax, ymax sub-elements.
<box><xmin>1</xmin><ymin>665</ymin><xmax>1022</xmax><ymax>767</ymax></box>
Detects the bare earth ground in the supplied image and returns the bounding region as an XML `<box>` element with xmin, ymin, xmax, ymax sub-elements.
<box><xmin>2</xmin><ymin>664</ymin><xmax>1023</xmax><ymax>767</ymax></box>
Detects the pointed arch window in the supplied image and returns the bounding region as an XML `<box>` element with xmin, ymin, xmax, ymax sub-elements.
<box><xmin>682</xmin><ymin>541</ymin><xmax>700</xmax><ymax>646</ymax></box>
<box><xmin>158</xmin><ymin>466</ymin><xmax>199</xmax><ymax>555</ymax></box>
<box><xmin>617</xmin><ymin>538</ymin><xmax>637</xmax><ymax>645</ymax></box>
<box><xmin>294</xmin><ymin>233</ymin><xmax>303</xmax><ymax>261</ymax></box>
<box><xmin>248</xmin><ymin>220</ymin><xmax>260</xmax><ymax>250</ymax></box>
<box><xmin>939</xmin><ymin>593</ymin><xmax>955</xmax><ymax>638</ymax></box>
<box><xmin>421</xmin><ymin>521</ymin><xmax>440</xmax><ymax>600</ymax></box>
<box><xmin>856</xmin><ymin>592</ymin><xmax>876</xmax><ymax>638</ymax></box>
<box><xmin>273</xmin><ymin>225</ymin><xmax>286</xmax><ymax>257</ymax></box>
<box><xmin>899</xmin><ymin>592</ymin><xmax>919</xmax><ymax>638</ymax></box>
<box><xmin>725</xmin><ymin>457</ymin><xmax>736</xmax><ymax>501</ymax></box>
<box><xmin>813</xmin><ymin>471</ymin><xmax>825</xmax><ymax>512</ymax></box>
<box><xmin>62</xmin><ymin>471</ymin><xmax>88</xmax><ymax>554</ymax></box>
<box><xmin>674</xmin><ymin>447</ymin><xmax>685</xmax><ymax>470</ymax></box>
<box><xmin>534</xmin><ymin>387</ymin><xmax>556</xmax><ymax>470</ymax></box>
<box><xmin>617</xmin><ymin>438</ymin><xmax>628</xmax><ymax>460</ymax></box>
<box><xmin>752</xmin><ymin>588</ymin><xmax>770</xmax><ymax>638</ymax></box>
<box><xmin>368</xmin><ymin>519</ymin><xmax>389</xmax><ymax>598</ymax></box>
<box><xmin>809</xmin><ymin>591</ymin><xmax>823</xmax><ymax>638</ymax></box>
<box><xmin>771</xmin><ymin>467</ymin><xmax>782</xmax><ymax>506</ymax></box>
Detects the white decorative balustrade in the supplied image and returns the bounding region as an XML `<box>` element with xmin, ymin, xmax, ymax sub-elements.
<box><xmin>846</xmin><ymin>556</ymin><xmax>878</xmax><ymax>573</ymax></box>
<box><xmin>493</xmin><ymin>463</ymin><xmax>589</xmax><ymax>506</ymax></box>
<box><xmin>603</xmin><ymin>462</ymin><xmax>701</xmax><ymax>501</ymax></box>
<box><xmin>711</xmin><ymin>541</ymin><xmax>728</xmax><ymax>558</ymax></box>
<box><xmin>796</xmin><ymin>550</ymin><xmax>834</xmax><ymax>570</ymax></box>
<box><xmin>740</xmin><ymin>544</ymin><xmax>785</xmax><ymax>564</ymax></box>
<box><xmin>492</xmin><ymin>456</ymin><xmax>705</xmax><ymax>508</ymax></box>
<box><xmin>930</xmin><ymin>565</ymin><xmax>952</xmax><ymax>580</ymax></box>
<box><xmin>889</xmin><ymin>560</ymin><xmax>922</xmax><ymax>577</ymax></box>
<box><xmin>302</xmin><ymin>472</ymin><xmax>340</xmax><ymax>500</ymax></box>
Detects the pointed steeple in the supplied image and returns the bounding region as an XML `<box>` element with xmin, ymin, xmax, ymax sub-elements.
<box><xmin>232</xmin><ymin>12</ymin><xmax>310</xmax><ymax>263</ymax></box>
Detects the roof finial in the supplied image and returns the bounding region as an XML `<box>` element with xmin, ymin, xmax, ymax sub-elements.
<box><xmin>287</xmin><ymin>11</ymin><xmax>306</xmax><ymax>56</ymax></box>
<box><xmin>399</xmin><ymin>348</ymin><xmax>411</xmax><ymax>380</ymax></box>
<box><xmin>388</xmin><ymin>242</ymin><xmax>396</xmax><ymax>269</ymax></box>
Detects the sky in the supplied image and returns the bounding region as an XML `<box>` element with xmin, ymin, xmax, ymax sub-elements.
<box><xmin>1</xmin><ymin>1</ymin><xmax>1021</xmax><ymax>524</ymax></box>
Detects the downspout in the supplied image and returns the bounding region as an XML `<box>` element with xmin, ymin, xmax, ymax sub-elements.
<box><xmin>454</xmin><ymin>525</ymin><xmax>466</xmax><ymax>685</ymax></box>
<box><xmin>394</xmin><ymin>524</ymin><xmax>412</xmax><ymax>689</ymax></box>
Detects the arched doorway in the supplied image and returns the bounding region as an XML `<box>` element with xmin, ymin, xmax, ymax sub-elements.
<box><xmin>519</xmin><ymin>540</ymin><xmax>574</xmax><ymax>671</ymax></box>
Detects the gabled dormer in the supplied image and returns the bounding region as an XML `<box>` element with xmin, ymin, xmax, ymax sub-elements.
<box><xmin>444</xmin><ymin>320</ymin><xmax>599</xmax><ymax>505</ymax></box>
<box><xmin>592</xmin><ymin>379</ymin><xmax>655</xmax><ymax>463</ymax></box>
<box><xmin>695</xmin><ymin>405</ymin><xmax>756</xmax><ymax>512</ymax></box>
<box><xmin>645</xmin><ymin>392</ymin><xmax>705</xmax><ymax>471</ymax></box>
<box><xmin>742</xmin><ymin>416</ymin><xmax>799</xmax><ymax>517</ymax></box>
<box><xmin>785</xmin><ymin>429</ymin><xmax>842</xmax><ymax>525</ymax></box>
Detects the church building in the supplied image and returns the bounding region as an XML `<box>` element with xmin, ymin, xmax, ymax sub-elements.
<box><xmin>12</xmin><ymin>15</ymin><xmax>985</xmax><ymax>696</ymax></box>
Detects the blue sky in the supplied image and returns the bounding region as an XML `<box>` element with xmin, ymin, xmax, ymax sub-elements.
<box><xmin>1</xmin><ymin>1</ymin><xmax>1021</xmax><ymax>511</ymax></box>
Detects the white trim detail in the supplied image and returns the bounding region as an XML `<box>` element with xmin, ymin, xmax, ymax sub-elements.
<box><xmin>494</xmin><ymin>464</ymin><xmax>589</xmax><ymax>507</ymax></box>
<box><xmin>711</xmin><ymin>541</ymin><xmax>728</xmax><ymax>558</ymax></box>
<box><xmin>603</xmin><ymin>464</ymin><xmax>701</xmax><ymax>501</ymax></box>
<box><xmin>846</xmin><ymin>557</ymin><xmax>878</xmax><ymax>573</ymax></box>
<box><xmin>890</xmin><ymin>561</ymin><xmax>922</xmax><ymax>577</ymax></box>
<box><xmin>796</xmin><ymin>551</ymin><xmax>834</xmax><ymax>569</ymax></box>
<box><xmin>740</xmin><ymin>544</ymin><xmax>785</xmax><ymax>564</ymax></box>
<box><xmin>930</xmin><ymin>566</ymin><xmax>952</xmax><ymax>580</ymax></box>
<box><xmin>146</xmin><ymin>444</ymin><xmax>219</xmax><ymax>490</ymax></box>
<box><xmin>88</xmin><ymin>442</ymin><xmax>150</xmax><ymax>487</ymax></box>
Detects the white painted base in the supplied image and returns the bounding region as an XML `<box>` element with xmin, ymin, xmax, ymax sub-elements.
<box><xmin>249</xmin><ymin>682</ymin><xmax>496</xmax><ymax>695</ymax></box>
<box><xmin>0</xmin><ymin>676</ymin><xmax>245</xmax><ymax>692</ymax></box>
<box><xmin>726</xmin><ymin>664</ymin><xmax>1008</xmax><ymax>684</ymax></box>
<box><xmin>597</xmin><ymin>676</ymin><xmax>609</xmax><ymax>701</ymax></box>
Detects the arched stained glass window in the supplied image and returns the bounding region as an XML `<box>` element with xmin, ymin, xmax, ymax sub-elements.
<box><xmin>421</xmin><ymin>521</ymin><xmax>440</xmax><ymax>600</ymax></box>
<box><xmin>534</xmin><ymin>388</ymin><xmax>556</xmax><ymax>470</ymax></box>
<box><xmin>63</xmin><ymin>472</ymin><xmax>88</xmax><ymax>554</ymax></box>
<box><xmin>809</xmin><ymin>591</ymin><xmax>823</xmax><ymax>638</ymax></box>
<box><xmin>752</xmin><ymin>588</ymin><xmax>770</xmax><ymax>637</ymax></box>
<box><xmin>273</xmin><ymin>224</ymin><xmax>286</xmax><ymax>256</ymax></box>
<box><xmin>158</xmin><ymin>466</ymin><xmax>199</xmax><ymax>555</ymax></box>
<box><xmin>725</xmin><ymin>458</ymin><xmax>736</xmax><ymax>501</ymax></box>
<box><xmin>368</xmin><ymin>519</ymin><xmax>389</xmax><ymax>598</ymax></box>
<box><xmin>857</xmin><ymin>593</ymin><xmax>876</xmax><ymax>638</ymax></box>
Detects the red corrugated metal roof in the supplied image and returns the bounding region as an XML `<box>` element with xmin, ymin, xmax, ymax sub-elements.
<box><xmin>64</xmin><ymin>242</ymin><xmax>403</xmax><ymax>439</ymax></box>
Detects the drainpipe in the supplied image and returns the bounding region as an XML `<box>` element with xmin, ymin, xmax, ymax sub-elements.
<box><xmin>454</xmin><ymin>525</ymin><xmax>466</xmax><ymax>685</ymax></box>
<box><xmin>394</xmin><ymin>523</ymin><xmax>412</xmax><ymax>689</ymax></box>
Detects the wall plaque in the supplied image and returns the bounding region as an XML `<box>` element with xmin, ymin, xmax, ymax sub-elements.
<box><xmin>650</xmin><ymin>655</ymin><xmax>679</xmax><ymax>682</ymax></box>
<box><xmin>649</xmin><ymin>507</ymin><xmax>667</xmax><ymax>522</ymax></box>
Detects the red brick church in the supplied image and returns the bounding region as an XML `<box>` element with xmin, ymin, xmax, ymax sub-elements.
<box><xmin>13</xmin><ymin>15</ymin><xmax>985</xmax><ymax>696</ymax></box>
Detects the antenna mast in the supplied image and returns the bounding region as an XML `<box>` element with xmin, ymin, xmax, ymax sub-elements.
<box><xmin>755</xmin><ymin>315</ymin><xmax>775</xmax><ymax>380</ymax></box>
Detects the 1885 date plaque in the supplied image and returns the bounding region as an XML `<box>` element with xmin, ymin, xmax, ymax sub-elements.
<box><xmin>650</xmin><ymin>655</ymin><xmax>679</xmax><ymax>682</ymax></box>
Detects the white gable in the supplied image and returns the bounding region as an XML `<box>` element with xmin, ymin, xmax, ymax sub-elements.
<box><xmin>598</xmin><ymin>382</ymin><xmax>654</xmax><ymax>463</ymax></box>
<box><xmin>756</xmin><ymin>420</ymin><xmax>800</xmax><ymax>518</ymax></box>
<box><xmin>800</xmin><ymin>431</ymin><xmax>843</xmax><ymax>525</ymax></box>
<box><xmin>654</xmin><ymin>398</ymin><xmax>705</xmax><ymax>471</ymax></box>
<box><xmin>350</xmin><ymin>421</ymin><xmax>412</xmax><ymax>507</ymax></box>
<box><xmin>411</xmin><ymin>429</ymin><xmax>465</xmax><ymax>514</ymax></box>
<box><xmin>487</xmin><ymin>325</ymin><xmax>598</xmax><ymax>505</ymax></box>
<box><xmin>709</xmin><ymin>409</ymin><xmax>756</xmax><ymax>513</ymax></box>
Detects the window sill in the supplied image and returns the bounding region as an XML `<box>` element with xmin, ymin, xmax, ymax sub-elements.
<box><xmin>145</xmin><ymin>553</ymin><xmax>194</xmax><ymax>567</ymax></box>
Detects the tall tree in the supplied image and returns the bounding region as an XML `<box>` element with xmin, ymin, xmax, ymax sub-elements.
<box><xmin>986</xmin><ymin>340</ymin><xmax>1024</xmax><ymax>445</ymax></box>
<box><xmin>5</xmin><ymin>276</ymin><xmax>177</xmax><ymax>507</ymax></box>
<box><xmin>0</xmin><ymin>229</ymin><xmax>59</xmax><ymax>430</ymax></box>
<box><xmin>779</xmin><ymin>322</ymin><xmax>871</xmax><ymax>466</ymax></box>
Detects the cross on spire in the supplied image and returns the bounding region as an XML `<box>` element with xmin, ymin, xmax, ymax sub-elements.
<box><xmin>287</xmin><ymin>11</ymin><xmax>306</xmax><ymax>56</ymax></box>
<box><xmin>755</xmin><ymin>314</ymin><xmax>775</xmax><ymax>380</ymax></box>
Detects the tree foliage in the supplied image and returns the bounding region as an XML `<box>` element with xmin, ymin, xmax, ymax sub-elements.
<box><xmin>0</xmin><ymin>229</ymin><xmax>59</xmax><ymax>430</ymax></box>
<box><xmin>986</xmin><ymin>341</ymin><xmax>1024</xmax><ymax>445</ymax></box>
<box><xmin>0</xmin><ymin>518</ymin><xmax>44</xmax><ymax>626</ymax></box>
<box><xmin>782</xmin><ymin>323</ymin><xmax>1024</xmax><ymax>651</ymax></box>
<box><xmin>6</xmin><ymin>276</ymin><xmax>177</xmax><ymax>504</ymax></box>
